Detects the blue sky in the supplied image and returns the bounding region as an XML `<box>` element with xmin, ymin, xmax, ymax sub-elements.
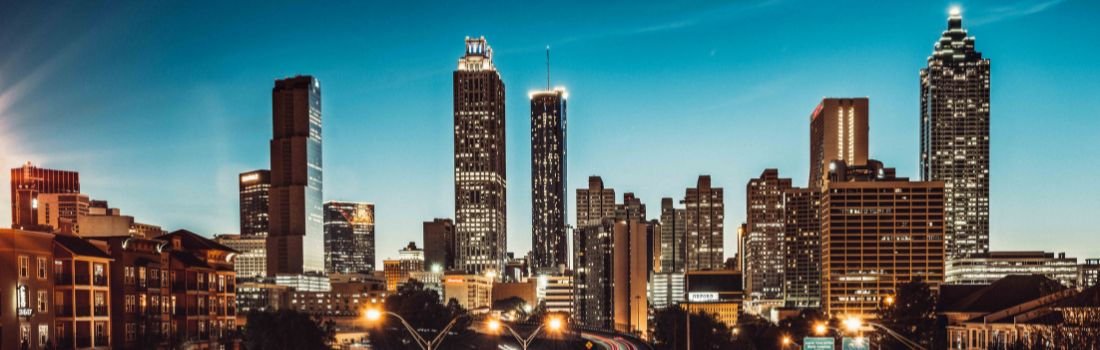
<box><xmin>2</xmin><ymin>0</ymin><xmax>1098</xmax><ymax>268</ymax></box>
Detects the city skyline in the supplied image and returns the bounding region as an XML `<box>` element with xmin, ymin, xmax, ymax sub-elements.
<box><xmin>2</xmin><ymin>1</ymin><xmax>1100</xmax><ymax>269</ymax></box>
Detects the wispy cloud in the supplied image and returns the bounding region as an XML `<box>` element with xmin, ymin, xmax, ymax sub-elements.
<box><xmin>970</xmin><ymin>0</ymin><xmax>1067</xmax><ymax>25</ymax></box>
<box><xmin>497</xmin><ymin>0</ymin><xmax>783</xmax><ymax>54</ymax></box>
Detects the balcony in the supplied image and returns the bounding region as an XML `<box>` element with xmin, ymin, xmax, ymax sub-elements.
<box><xmin>56</xmin><ymin>305</ymin><xmax>73</xmax><ymax>317</ymax></box>
<box><xmin>55</xmin><ymin>273</ymin><xmax>72</xmax><ymax>285</ymax></box>
<box><xmin>94</xmin><ymin>335</ymin><xmax>109</xmax><ymax>347</ymax></box>
<box><xmin>94</xmin><ymin>306</ymin><xmax>108</xmax><ymax>317</ymax></box>
<box><xmin>93</xmin><ymin>275</ymin><xmax>108</xmax><ymax>286</ymax></box>
<box><xmin>75</xmin><ymin>274</ymin><xmax>90</xmax><ymax>285</ymax></box>
<box><xmin>76</xmin><ymin>304</ymin><xmax>91</xmax><ymax>317</ymax></box>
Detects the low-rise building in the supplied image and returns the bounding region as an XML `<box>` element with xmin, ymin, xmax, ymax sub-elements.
<box><xmin>685</xmin><ymin>270</ymin><xmax>744</xmax><ymax>328</ymax></box>
<box><xmin>938</xmin><ymin>275</ymin><xmax>1100</xmax><ymax>349</ymax></box>
<box><xmin>52</xmin><ymin>234</ymin><xmax>113</xmax><ymax>349</ymax></box>
<box><xmin>443</xmin><ymin>273</ymin><xmax>492</xmax><ymax>313</ymax></box>
<box><xmin>1079</xmin><ymin>259</ymin><xmax>1100</xmax><ymax>288</ymax></box>
<box><xmin>537</xmin><ymin>274</ymin><xmax>574</xmax><ymax>316</ymax></box>
<box><xmin>946</xmin><ymin>251</ymin><xmax>1079</xmax><ymax>287</ymax></box>
<box><xmin>1</xmin><ymin>229</ymin><xmax>58</xmax><ymax>350</ymax></box>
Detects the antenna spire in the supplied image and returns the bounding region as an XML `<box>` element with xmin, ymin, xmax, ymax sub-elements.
<box><xmin>546</xmin><ymin>45</ymin><xmax>551</xmax><ymax>90</ymax></box>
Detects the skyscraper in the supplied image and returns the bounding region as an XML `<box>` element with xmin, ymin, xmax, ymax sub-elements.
<box><xmin>323</xmin><ymin>201</ymin><xmax>376</xmax><ymax>274</ymax></box>
<box><xmin>657</xmin><ymin>198</ymin><xmax>686</xmax><ymax>273</ymax></box>
<box><xmin>783</xmin><ymin>187</ymin><xmax>822</xmax><ymax>308</ymax></box>
<box><xmin>920</xmin><ymin>9</ymin><xmax>991</xmax><ymax>259</ymax></box>
<box><xmin>530</xmin><ymin>87</ymin><xmax>568</xmax><ymax>273</ymax></box>
<box><xmin>267</xmin><ymin>76</ymin><xmax>324</xmax><ymax>275</ymax></box>
<box><xmin>423</xmin><ymin>218</ymin><xmax>456</xmax><ymax>272</ymax></box>
<box><xmin>683</xmin><ymin>175</ymin><xmax>724</xmax><ymax>271</ymax></box>
<box><xmin>453</xmin><ymin>36</ymin><xmax>507</xmax><ymax>275</ymax></box>
<box><xmin>821</xmin><ymin>160</ymin><xmax>946</xmax><ymax>317</ymax></box>
<box><xmin>809</xmin><ymin>98</ymin><xmax>869</xmax><ymax>189</ymax></box>
<box><xmin>10</xmin><ymin>162</ymin><xmax>80</xmax><ymax>230</ymax></box>
<box><xmin>576</xmin><ymin>176</ymin><xmax>616</xmax><ymax>229</ymax></box>
<box><xmin>239</xmin><ymin>169</ymin><xmax>271</xmax><ymax>237</ymax></box>
<box><xmin>744</xmin><ymin>169</ymin><xmax>790</xmax><ymax>302</ymax></box>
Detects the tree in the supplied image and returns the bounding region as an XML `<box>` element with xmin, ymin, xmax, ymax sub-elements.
<box><xmin>879</xmin><ymin>279</ymin><xmax>937</xmax><ymax>348</ymax></box>
<box><xmin>734</xmin><ymin>313</ymin><xmax>784</xmax><ymax>350</ymax></box>
<box><xmin>491</xmin><ymin>296</ymin><xmax>530</xmax><ymax>321</ymax></box>
<box><xmin>778</xmin><ymin>308</ymin><xmax>829</xmax><ymax>344</ymax></box>
<box><xmin>243</xmin><ymin>309</ymin><xmax>335</xmax><ymax>350</ymax></box>
<box><xmin>368</xmin><ymin>280</ymin><xmax>476</xmax><ymax>349</ymax></box>
<box><xmin>652</xmin><ymin>306</ymin><xmax>735</xmax><ymax>350</ymax></box>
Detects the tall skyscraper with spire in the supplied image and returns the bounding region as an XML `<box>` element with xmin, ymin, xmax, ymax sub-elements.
<box><xmin>530</xmin><ymin>84</ymin><xmax>568</xmax><ymax>272</ymax></box>
<box><xmin>453</xmin><ymin>37</ymin><xmax>507</xmax><ymax>275</ymax></box>
<box><xmin>267</xmin><ymin>75</ymin><xmax>324</xmax><ymax>275</ymax></box>
<box><xmin>920</xmin><ymin>8</ymin><xmax>990</xmax><ymax>259</ymax></box>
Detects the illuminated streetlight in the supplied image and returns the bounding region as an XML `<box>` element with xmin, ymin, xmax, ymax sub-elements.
<box><xmin>547</xmin><ymin>316</ymin><xmax>563</xmax><ymax>331</ymax></box>
<box><xmin>814</xmin><ymin>323</ymin><xmax>828</xmax><ymax>336</ymax></box>
<box><xmin>486</xmin><ymin>318</ymin><xmax>501</xmax><ymax>332</ymax></box>
<box><xmin>844</xmin><ymin>316</ymin><xmax>863</xmax><ymax>333</ymax></box>
<box><xmin>489</xmin><ymin>316</ymin><xmax>565</xmax><ymax>350</ymax></box>
<box><xmin>365</xmin><ymin>308</ymin><xmax>381</xmax><ymax>321</ymax></box>
<box><xmin>884</xmin><ymin>295</ymin><xmax>895</xmax><ymax>306</ymax></box>
<box><xmin>362</xmin><ymin>307</ymin><xmax>464</xmax><ymax>350</ymax></box>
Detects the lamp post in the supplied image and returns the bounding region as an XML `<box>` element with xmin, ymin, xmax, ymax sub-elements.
<box><xmin>487</xmin><ymin>316</ymin><xmax>564</xmax><ymax>350</ymax></box>
<box><xmin>364</xmin><ymin>308</ymin><xmax>464</xmax><ymax>350</ymax></box>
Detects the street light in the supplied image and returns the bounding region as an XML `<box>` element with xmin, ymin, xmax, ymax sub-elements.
<box><xmin>487</xmin><ymin>316</ymin><xmax>565</xmax><ymax>350</ymax></box>
<box><xmin>814</xmin><ymin>322</ymin><xmax>828</xmax><ymax>336</ymax></box>
<box><xmin>843</xmin><ymin>316</ymin><xmax>863</xmax><ymax>333</ymax></box>
<box><xmin>363</xmin><ymin>307</ymin><xmax>464</xmax><ymax>350</ymax></box>
<box><xmin>883</xmin><ymin>295</ymin><xmax>895</xmax><ymax>306</ymax></box>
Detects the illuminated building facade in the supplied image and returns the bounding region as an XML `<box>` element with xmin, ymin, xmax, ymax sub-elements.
<box><xmin>530</xmin><ymin>88</ymin><xmax>568</xmax><ymax>273</ymax></box>
<box><xmin>783</xmin><ymin>187</ymin><xmax>822</xmax><ymax>309</ymax></box>
<box><xmin>685</xmin><ymin>270</ymin><xmax>744</xmax><ymax>328</ymax></box>
<box><xmin>238</xmin><ymin>169</ymin><xmax>270</xmax><ymax>237</ymax></box>
<box><xmin>215</xmin><ymin>234</ymin><xmax>267</xmax><ymax>278</ymax></box>
<box><xmin>453</xmin><ymin>36</ymin><xmax>508</xmax><ymax>275</ymax></box>
<box><xmin>809</xmin><ymin>98</ymin><xmax>869</xmax><ymax>190</ymax></box>
<box><xmin>323</xmin><ymin>201</ymin><xmax>376</xmax><ymax>274</ymax></box>
<box><xmin>267</xmin><ymin>76</ymin><xmax>324</xmax><ymax>275</ymax></box>
<box><xmin>946</xmin><ymin>251</ymin><xmax>1079</xmax><ymax>287</ymax></box>
<box><xmin>821</xmin><ymin>160</ymin><xmax>946</xmax><ymax>317</ymax></box>
<box><xmin>684</xmin><ymin>175</ymin><xmax>724</xmax><ymax>271</ymax></box>
<box><xmin>744</xmin><ymin>169</ymin><xmax>789</xmax><ymax>302</ymax></box>
<box><xmin>442</xmin><ymin>273</ymin><xmax>493</xmax><ymax>312</ymax></box>
<box><xmin>0</xmin><ymin>229</ymin><xmax>59</xmax><ymax>350</ymax></box>
<box><xmin>382</xmin><ymin>242</ymin><xmax>424</xmax><ymax>292</ymax></box>
<box><xmin>920</xmin><ymin>10</ymin><xmax>991</xmax><ymax>259</ymax></box>
<box><xmin>10</xmin><ymin>163</ymin><xmax>80</xmax><ymax>230</ymax></box>
<box><xmin>52</xmin><ymin>235</ymin><xmax>113</xmax><ymax>350</ymax></box>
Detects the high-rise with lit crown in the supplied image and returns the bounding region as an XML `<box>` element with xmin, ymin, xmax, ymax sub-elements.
<box><xmin>239</xmin><ymin>169</ymin><xmax>271</xmax><ymax>237</ymax></box>
<box><xmin>809</xmin><ymin>98</ymin><xmax>869</xmax><ymax>189</ymax></box>
<box><xmin>453</xmin><ymin>37</ymin><xmax>507</xmax><ymax>275</ymax></box>
<box><xmin>530</xmin><ymin>87</ymin><xmax>568</xmax><ymax>273</ymax></box>
<box><xmin>267</xmin><ymin>75</ymin><xmax>324</xmax><ymax>275</ymax></box>
<box><xmin>323</xmin><ymin>201</ymin><xmax>375</xmax><ymax>274</ymax></box>
<box><xmin>920</xmin><ymin>8</ymin><xmax>991</xmax><ymax>259</ymax></box>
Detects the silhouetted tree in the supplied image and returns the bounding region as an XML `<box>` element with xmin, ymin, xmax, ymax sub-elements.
<box><xmin>368</xmin><ymin>280</ymin><xmax>478</xmax><ymax>349</ymax></box>
<box><xmin>244</xmin><ymin>309</ymin><xmax>334</xmax><ymax>350</ymax></box>
<box><xmin>879</xmin><ymin>279</ymin><xmax>937</xmax><ymax>348</ymax></box>
<box><xmin>733</xmin><ymin>313</ymin><xmax>784</xmax><ymax>350</ymax></box>
<box><xmin>778</xmin><ymin>308</ymin><xmax>829</xmax><ymax>344</ymax></box>
<box><xmin>652</xmin><ymin>305</ymin><xmax>735</xmax><ymax>350</ymax></box>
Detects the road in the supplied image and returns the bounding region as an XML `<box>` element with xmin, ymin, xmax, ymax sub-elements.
<box><xmin>493</xmin><ymin>330</ymin><xmax>650</xmax><ymax>350</ymax></box>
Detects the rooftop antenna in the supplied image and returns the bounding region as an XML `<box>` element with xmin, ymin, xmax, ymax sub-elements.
<box><xmin>546</xmin><ymin>45</ymin><xmax>551</xmax><ymax>91</ymax></box>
